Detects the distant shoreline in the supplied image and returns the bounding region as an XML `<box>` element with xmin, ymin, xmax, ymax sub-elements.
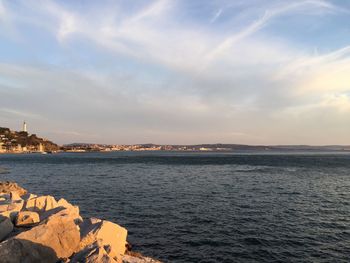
<box><xmin>2</xmin><ymin>149</ymin><xmax>350</xmax><ymax>155</ymax></box>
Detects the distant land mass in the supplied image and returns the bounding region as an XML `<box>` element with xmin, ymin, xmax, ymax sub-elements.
<box><xmin>1</xmin><ymin>125</ymin><xmax>350</xmax><ymax>153</ymax></box>
<box><xmin>62</xmin><ymin>142</ymin><xmax>350</xmax><ymax>152</ymax></box>
<box><xmin>0</xmin><ymin>127</ymin><xmax>59</xmax><ymax>153</ymax></box>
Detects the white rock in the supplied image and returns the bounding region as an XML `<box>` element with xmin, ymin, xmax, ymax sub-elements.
<box><xmin>16</xmin><ymin>211</ymin><xmax>40</xmax><ymax>227</ymax></box>
<box><xmin>8</xmin><ymin>200</ymin><xmax>24</xmax><ymax>212</ymax></box>
<box><xmin>1</xmin><ymin>207</ymin><xmax>81</xmax><ymax>261</ymax></box>
<box><xmin>71</xmin><ymin>241</ymin><xmax>120</xmax><ymax>263</ymax></box>
<box><xmin>21</xmin><ymin>193</ymin><xmax>37</xmax><ymax>201</ymax></box>
<box><xmin>40</xmin><ymin>203</ymin><xmax>82</xmax><ymax>224</ymax></box>
<box><xmin>0</xmin><ymin>182</ymin><xmax>27</xmax><ymax>196</ymax></box>
<box><xmin>10</xmin><ymin>191</ymin><xmax>22</xmax><ymax>201</ymax></box>
<box><xmin>0</xmin><ymin>200</ymin><xmax>24</xmax><ymax>214</ymax></box>
<box><xmin>78</xmin><ymin>218</ymin><xmax>128</xmax><ymax>257</ymax></box>
<box><xmin>25</xmin><ymin>195</ymin><xmax>58</xmax><ymax>212</ymax></box>
<box><xmin>122</xmin><ymin>255</ymin><xmax>162</xmax><ymax>263</ymax></box>
<box><xmin>0</xmin><ymin>204</ymin><xmax>8</xmax><ymax>212</ymax></box>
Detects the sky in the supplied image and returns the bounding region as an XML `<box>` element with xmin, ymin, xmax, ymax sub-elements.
<box><xmin>1</xmin><ymin>0</ymin><xmax>350</xmax><ymax>145</ymax></box>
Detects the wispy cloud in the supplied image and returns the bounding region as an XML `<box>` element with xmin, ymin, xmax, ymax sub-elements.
<box><xmin>0</xmin><ymin>0</ymin><xmax>6</xmax><ymax>19</ymax></box>
<box><xmin>1</xmin><ymin>0</ymin><xmax>350</xmax><ymax>144</ymax></box>
<box><xmin>210</xmin><ymin>8</ymin><xmax>223</xmax><ymax>23</ymax></box>
<box><xmin>204</xmin><ymin>0</ymin><xmax>339</xmax><ymax>66</ymax></box>
<box><xmin>127</xmin><ymin>0</ymin><xmax>172</xmax><ymax>23</ymax></box>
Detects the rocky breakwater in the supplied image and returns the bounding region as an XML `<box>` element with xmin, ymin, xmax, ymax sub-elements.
<box><xmin>0</xmin><ymin>181</ymin><xmax>161</xmax><ymax>263</ymax></box>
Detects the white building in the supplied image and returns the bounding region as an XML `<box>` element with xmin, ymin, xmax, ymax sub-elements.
<box><xmin>23</xmin><ymin>121</ymin><xmax>27</xmax><ymax>132</ymax></box>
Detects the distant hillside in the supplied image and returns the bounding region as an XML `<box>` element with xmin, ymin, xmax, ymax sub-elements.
<box><xmin>174</xmin><ymin>144</ymin><xmax>350</xmax><ymax>151</ymax></box>
<box><xmin>0</xmin><ymin>127</ymin><xmax>59</xmax><ymax>152</ymax></box>
<box><xmin>62</xmin><ymin>142</ymin><xmax>350</xmax><ymax>152</ymax></box>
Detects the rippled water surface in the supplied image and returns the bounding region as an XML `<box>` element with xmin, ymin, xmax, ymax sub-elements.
<box><xmin>1</xmin><ymin>151</ymin><xmax>350</xmax><ymax>262</ymax></box>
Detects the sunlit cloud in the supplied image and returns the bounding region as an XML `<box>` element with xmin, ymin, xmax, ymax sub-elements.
<box><xmin>1</xmin><ymin>0</ymin><xmax>350</xmax><ymax>144</ymax></box>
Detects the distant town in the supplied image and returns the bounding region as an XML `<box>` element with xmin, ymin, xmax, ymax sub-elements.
<box><xmin>1</xmin><ymin>122</ymin><xmax>350</xmax><ymax>154</ymax></box>
<box><xmin>0</xmin><ymin>122</ymin><xmax>59</xmax><ymax>153</ymax></box>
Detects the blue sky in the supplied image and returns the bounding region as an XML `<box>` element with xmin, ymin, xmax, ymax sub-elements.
<box><xmin>1</xmin><ymin>0</ymin><xmax>350</xmax><ymax>145</ymax></box>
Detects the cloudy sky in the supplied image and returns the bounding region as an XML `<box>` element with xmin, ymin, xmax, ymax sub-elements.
<box><xmin>1</xmin><ymin>0</ymin><xmax>350</xmax><ymax>145</ymax></box>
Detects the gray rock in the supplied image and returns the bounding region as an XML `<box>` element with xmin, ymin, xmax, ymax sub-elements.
<box><xmin>0</xmin><ymin>238</ymin><xmax>58</xmax><ymax>263</ymax></box>
<box><xmin>0</xmin><ymin>216</ymin><xmax>13</xmax><ymax>241</ymax></box>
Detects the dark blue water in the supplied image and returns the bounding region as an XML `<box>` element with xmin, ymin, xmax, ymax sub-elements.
<box><xmin>1</xmin><ymin>151</ymin><xmax>350</xmax><ymax>262</ymax></box>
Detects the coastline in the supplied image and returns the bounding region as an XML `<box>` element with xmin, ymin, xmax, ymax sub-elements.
<box><xmin>0</xmin><ymin>181</ymin><xmax>161</xmax><ymax>263</ymax></box>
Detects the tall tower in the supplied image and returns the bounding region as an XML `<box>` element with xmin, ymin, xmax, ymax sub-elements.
<box><xmin>23</xmin><ymin>121</ymin><xmax>27</xmax><ymax>132</ymax></box>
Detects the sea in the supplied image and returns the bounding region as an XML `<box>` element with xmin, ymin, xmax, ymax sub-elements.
<box><xmin>1</xmin><ymin>151</ymin><xmax>350</xmax><ymax>263</ymax></box>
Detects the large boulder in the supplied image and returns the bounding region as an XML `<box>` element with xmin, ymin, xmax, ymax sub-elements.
<box><xmin>21</xmin><ymin>193</ymin><xmax>38</xmax><ymax>201</ymax></box>
<box><xmin>0</xmin><ymin>182</ymin><xmax>159</xmax><ymax>263</ymax></box>
<box><xmin>57</xmin><ymin>198</ymin><xmax>76</xmax><ymax>210</ymax></box>
<box><xmin>78</xmin><ymin>218</ymin><xmax>127</xmax><ymax>257</ymax></box>
<box><xmin>10</xmin><ymin>191</ymin><xmax>22</xmax><ymax>201</ymax></box>
<box><xmin>0</xmin><ymin>193</ymin><xmax>10</xmax><ymax>202</ymax></box>
<box><xmin>40</xmin><ymin>202</ymin><xmax>82</xmax><ymax>224</ymax></box>
<box><xmin>0</xmin><ymin>200</ymin><xmax>24</xmax><ymax>222</ymax></box>
<box><xmin>0</xmin><ymin>200</ymin><xmax>24</xmax><ymax>221</ymax></box>
<box><xmin>0</xmin><ymin>182</ymin><xmax>27</xmax><ymax>196</ymax></box>
<box><xmin>56</xmin><ymin>198</ymin><xmax>81</xmax><ymax>219</ymax></box>
<box><xmin>122</xmin><ymin>255</ymin><xmax>162</xmax><ymax>263</ymax></box>
<box><xmin>71</xmin><ymin>240</ymin><xmax>120</xmax><ymax>263</ymax></box>
<box><xmin>0</xmin><ymin>238</ymin><xmax>58</xmax><ymax>263</ymax></box>
<box><xmin>0</xmin><ymin>208</ymin><xmax>81</xmax><ymax>262</ymax></box>
<box><xmin>0</xmin><ymin>211</ymin><xmax>14</xmax><ymax>221</ymax></box>
<box><xmin>0</xmin><ymin>203</ymin><xmax>8</xmax><ymax>212</ymax></box>
<box><xmin>7</xmin><ymin>200</ymin><xmax>24</xmax><ymax>212</ymax></box>
<box><xmin>15</xmin><ymin>211</ymin><xmax>40</xmax><ymax>227</ymax></box>
<box><xmin>1</xmin><ymin>211</ymin><xmax>20</xmax><ymax>223</ymax></box>
<box><xmin>24</xmin><ymin>195</ymin><xmax>58</xmax><ymax>212</ymax></box>
<box><xmin>0</xmin><ymin>216</ymin><xmax>13</xmax><ymax>241</ymax></box>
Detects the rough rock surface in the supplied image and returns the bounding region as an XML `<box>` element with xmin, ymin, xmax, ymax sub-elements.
<box><xmin>122</xmin><ymin>255</ymin><xmax>163</xmax><ymax>263</ymax></box>
<box><xmin>0</xmin><ymin>182</ymin><xmax>27</xmax><ymax>196</ymax></box>
<box><xmin>0</xmin><ymin>182</ymin><xmax>161</xmax><ymax>263</ymax></box>
<box><xmin>78</xmin><ymin>217</ymin><xmax>128</xmax><ymax>257</ymax></box>
<box><xmin>21</xmin><ymin>193</ymin><xmax>37</xmax><ymax>201</ymax></box>
<box><xmin>10</xmin><ymin>191</ymin><xmax>22</xmax><ymax>201</ymax></box>
<box><xmin>15</xmin><ymin>211</ymin><xmax>40</xmax><ymax>226</ymax></box>
<box><xmin>71</xmin><ymin>240</ymin><xmax>120</xmax><ymax>263</ymax></box>
<box><xmin>25</xmin><ymin>195</ymin><xmax>58</xmax><ymax>212</ymax></box>
<box><xmin>0</xmin><ymin>199</ymin><xmax>24</xmax><ymax>222</ymax></box>
<box><xmin>11</xmin><ymin>207</ymin><xmax>81</xmax><ymax>260</ymax></box>
<box><xmin>0</xmin><ymin>216</ymin><xmax>13</xmax><ymax>241</ymax></box>
<box><xmin>0</xmin><ymin>238</ymin><xmax>58</xmax><ymax>263</ymax></box>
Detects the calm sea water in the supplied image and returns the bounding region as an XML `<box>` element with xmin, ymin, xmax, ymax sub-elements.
<box><xmin>1</xmin><ymin>151</ymin><xmax>350</xmax><ymax>262</ymax></box>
